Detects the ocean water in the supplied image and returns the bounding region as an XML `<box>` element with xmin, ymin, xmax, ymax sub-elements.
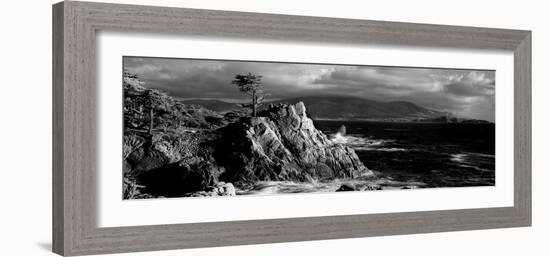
<box><xmin>316</xmin><ymin>120</ymin><xmax>496</xmax><ymax>188</ymax></box>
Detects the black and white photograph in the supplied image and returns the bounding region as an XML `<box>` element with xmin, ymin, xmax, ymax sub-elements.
<box><xmin>122</xmin><ymin>57</ymin><xmax>495</xmax><ymax>199</ymax></box>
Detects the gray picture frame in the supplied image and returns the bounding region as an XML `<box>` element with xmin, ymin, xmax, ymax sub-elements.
<box><xmin>52</xmin><ymin>1</ymin><xmax>531</xmax><ymax>256</ymax></box>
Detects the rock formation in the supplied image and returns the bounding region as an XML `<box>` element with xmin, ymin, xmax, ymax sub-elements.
<box><xmin>123</xmin><ymin>86</ymin><xmax>372</xmax><ymax>198</ymax></box>
<box><xmin>185</xmin><ymin>182</ymin><xmax>237</xmax><ymax>197</ymax></box>
<box><xmin>215</xmin><ymin>102</ymin><xmax>372</xmax><ymax>185</ymax></box>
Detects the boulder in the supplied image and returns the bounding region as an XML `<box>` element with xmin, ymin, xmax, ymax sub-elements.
<box><xmin>186</xmin><ymin>182</ymin><xmax>237</xmax><ymax>197</ymax></box>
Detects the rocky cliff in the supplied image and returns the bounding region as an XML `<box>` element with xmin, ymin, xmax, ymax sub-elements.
<box><xmin>123</xmin><ymin>97</ymin><xmax>372</xmax><ymax>198</ymax></box>
<box><xmin>215</xmin><ymin>102</ymin><xmax>371</xmax><ymax>184</ymax></box>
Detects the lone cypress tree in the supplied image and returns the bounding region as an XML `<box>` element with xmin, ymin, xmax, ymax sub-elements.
<box><xmin>231</xmin><ymin>73</ymin><xmax>266</xmax><ymax>117</ymax></box>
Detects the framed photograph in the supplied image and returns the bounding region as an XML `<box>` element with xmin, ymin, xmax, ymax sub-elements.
<box><xmin>52</xmin><ymin>1</ymin><xmax>531</xmax><ymax>256</ymax></box>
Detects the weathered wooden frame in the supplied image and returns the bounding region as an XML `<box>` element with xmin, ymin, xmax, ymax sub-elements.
<box><xmin>52</xmin><ymin>1</ymin><xmax>531</xmax><ymax>256</ymax></box>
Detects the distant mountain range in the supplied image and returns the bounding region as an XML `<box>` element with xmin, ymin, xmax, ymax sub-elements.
<box><xmin>271</xmin><ymin>96</ymin><xmax>450</xmax><ymax>121</ymax></box>
<box><xmin>181</xmin><ymin>96</ymin><xmax>488</xmax><ymax>122</ymax></box>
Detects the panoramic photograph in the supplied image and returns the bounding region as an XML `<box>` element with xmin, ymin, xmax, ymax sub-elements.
<box><xmin>122</xmin><ymin>57</ymin><xmax>495</xmax><ymax>199</ymax></box>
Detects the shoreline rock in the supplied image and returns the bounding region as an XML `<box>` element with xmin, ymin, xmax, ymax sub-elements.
<box><xmin>215</xmin><ymin>102</ymin><xmax>372</xmax><ymax>184</ymax></box>
<box><xmin>185</xmin><ymin>182</ymin><xmax>236</xmax><ymax>197</ymax></box>
<box><xmin>123</xmin><ymin>96</ymin><xmax>373</xmax><ymax>198</ymax></box>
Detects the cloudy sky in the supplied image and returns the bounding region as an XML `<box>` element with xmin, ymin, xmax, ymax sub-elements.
<box><xmin>124</xmin><ymin>57</ymin><xmax>495</xmax><ymax>121</ymax></box>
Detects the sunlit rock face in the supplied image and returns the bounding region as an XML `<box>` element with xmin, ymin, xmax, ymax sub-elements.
<box><xmin>216</xmin><ymin>102</ymin><xmax>372</xmax><ymax>184</ymax></box>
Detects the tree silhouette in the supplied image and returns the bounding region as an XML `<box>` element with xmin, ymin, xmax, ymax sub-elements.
<box><xmin>144</xmin><ymin>89</ymin><xmax>157</xmax><ymax>134</ymax></box>
<box><xmin>142</xmin><ymin>88</ymin><xmax>169</xmax><ymax>135</ymax></box>
<box><xmin>231</xmin><ymin>73</ymin><xmax>266</xmax><ymax>117</ymax></box>
<box><xmin>123</xmin><ymin>70</ymin><xmax>165</xmax><ymax>134</ymax></box>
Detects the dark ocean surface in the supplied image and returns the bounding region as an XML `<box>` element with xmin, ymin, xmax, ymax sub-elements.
<box><xmin>315</xmin><ymin>120</ymin><xmax>495</xmax><ymax>188</ymax></box>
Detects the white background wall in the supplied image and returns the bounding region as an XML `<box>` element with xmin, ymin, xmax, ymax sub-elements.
<box><xmin>0</xmin><ymin>0</ymin><xmax>548</xmax><ymax>256</ymax></box>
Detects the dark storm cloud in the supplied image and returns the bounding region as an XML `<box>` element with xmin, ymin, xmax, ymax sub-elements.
<box><xmin>123</xmin><ymin>57</ymin><xmax>495</xmax><ymax>121</ymax></box>
<box><xmin>442</xmin><ymin>72</ymin><xmax>495</xmax><ymax>97</ymax></box>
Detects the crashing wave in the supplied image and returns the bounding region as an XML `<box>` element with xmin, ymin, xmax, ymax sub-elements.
<box><xmin>330</xmin><ymin>125</ymin><xmax>348</xmax><ymax>144</ymax></box>
<box><xmin>331</xmin><ymin>133</ymin><xmax>403</xmax><ymax>152</ymax></box>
